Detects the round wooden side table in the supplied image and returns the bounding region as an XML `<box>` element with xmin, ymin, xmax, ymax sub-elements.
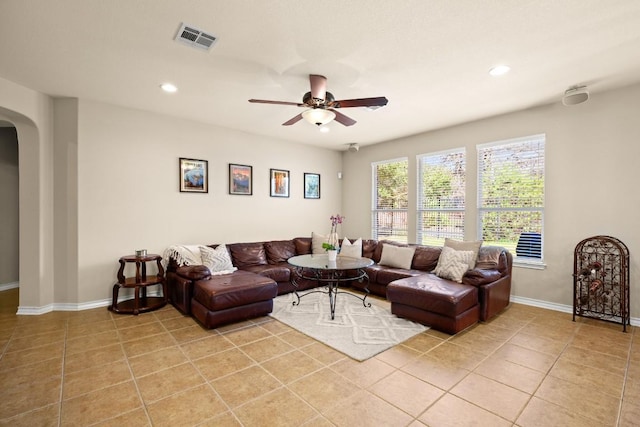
<box><xmin>109</xmin><ymin>254</ymin><xmax>167</xmax><ymax>315</ymax></box>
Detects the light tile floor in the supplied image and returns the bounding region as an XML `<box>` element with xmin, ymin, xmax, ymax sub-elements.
<box><xmin>1</xmin><ymin>287</ymin><xmax>639</xmax><ymax>426</ymax></box>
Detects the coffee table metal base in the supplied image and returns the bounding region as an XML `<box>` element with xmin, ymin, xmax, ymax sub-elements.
<box><xmin>292</xmin><ymin>268</ymin><xmax>371</xmax><ymax>320</ymax></box>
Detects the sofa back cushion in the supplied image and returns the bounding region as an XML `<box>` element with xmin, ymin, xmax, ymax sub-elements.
<box><xmin>227</xmin><ymin>242</ymin><xmax>268</xmax><ymax>268</ymax></box>
<box><xmin>264</xmin><ymin>240</ymin><xmax>297</xmax><ymax>263</ymax></box>
<box><xmin>293</xmin><ymin>237</ymin><xmax>312</xmax><ymax>255</ymax></box>
<box><xmin>361</xmin><ymin>239</ymin><xmax>379</xmax><ymax>260</ymax></box>
<box><xmin>411</xmin><ymin>245</ymin><xmax>442</xmax><ymax>271</ymax></box>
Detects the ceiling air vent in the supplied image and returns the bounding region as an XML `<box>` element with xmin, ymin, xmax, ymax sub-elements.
<box><xmin>175</xmin><ymin>23</ymin><xmax>217</xmax><ymax>51</ymax></box>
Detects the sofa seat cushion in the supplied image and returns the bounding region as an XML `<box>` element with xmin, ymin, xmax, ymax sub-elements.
<box><xmin>387</xmin><ymin>275</ymin><xmax>478</xmax><ymax>318</ymax></box>
<box><xmin>193</xmin><ymin>270</ymin><xmax>277</xmax><ymax>311</ymax></box>
<box><xmin>366</xmin><ymin>265</ymin><xmax>423</xmax><ymax>285</ymax></box>
<box><xmin>241</xmin><ymin>264</ymin><xmax>291</xmax><ymax>283</ymax></box>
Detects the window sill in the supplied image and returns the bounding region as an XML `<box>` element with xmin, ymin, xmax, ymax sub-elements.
<box><xmin>513</xmin><ymin>259</ymin><xmax>546</xmax><ymax>270</ymax></box>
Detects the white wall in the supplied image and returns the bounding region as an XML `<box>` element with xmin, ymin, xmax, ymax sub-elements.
<box><xmin>342</xmin><ymin>83</ymin><xmax>640</xmax><ymax>317</ymax></box>
<box><xmin>3</xmin><ymin>73</ymin><xmax>639</xmax><ymax>318</ymax></box>
<box><xmin>76</xmin><ymin>100</ymin><xmax>343</xmax><ymax>303</ymax></box>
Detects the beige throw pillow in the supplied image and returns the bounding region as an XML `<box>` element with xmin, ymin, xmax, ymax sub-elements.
<box><xmin>199</xmin><ymin>245</ymin><xmax>237</xmax><ymax>275</ymax></box>
<box><xmin>379</xmin><ymin>244</ymin><xmax>416</xmax><ymax>269</ymax></box>
<box><xmin>339</xmin><ymin>238</ymin><xmax>362</xmax><ymax>258</ymax></box>
<box><xmin>444</xmin><ymin>238</ymin><xmax>482</xmax><ymax>269</ymax></box>
<box><xmin>311</xmin><ymin>232</ymin><xmax>327</xmax><ymax>254</ymax></box>
<box><xmin>434</xmin><ymin>246</ymin><xmax>475</xmax><ymax>283</ymax></box>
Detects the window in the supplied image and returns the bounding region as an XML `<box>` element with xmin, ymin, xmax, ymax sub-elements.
<box><xmin>477</xmin><ymin>134</ymin><xmax>545</xmax><ymax>262</ymax></box>
<box><xmin>372</xmin><ymin>158</ymin><xmax>408</xmax><ymax>243</ymax></box>
<box><xmin>417</xmin><ymin>148</ymin><xmax>466</xmax><ymax>246</ymax></box>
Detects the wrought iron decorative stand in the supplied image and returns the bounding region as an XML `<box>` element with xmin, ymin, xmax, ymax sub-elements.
<box><xmin>573</xmin><ymin>235</ymin><xmax>630</xmax><ymax>331</ymax></box>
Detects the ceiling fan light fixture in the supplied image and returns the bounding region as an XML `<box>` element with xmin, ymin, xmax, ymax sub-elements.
<box><xmin>302</xmin><ymin>108</ymin><xmax>336</xmax><ymax>126</ymax></box>
<box><xmin>319</xmin><ymin>125</ymin><xmax>330</xmax><ymax>133</ymax></box>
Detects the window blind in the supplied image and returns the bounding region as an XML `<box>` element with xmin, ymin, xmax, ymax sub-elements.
<box><xmin>417</xmin><ymin>148</ymin><xmax>465</xmax><ymax>245</ymax></box>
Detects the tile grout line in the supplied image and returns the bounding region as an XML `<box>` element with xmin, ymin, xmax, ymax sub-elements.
<box><xmin>116</xmin><ymin>312</ymin><xmax>156</xmax><ymax>426</ymax></box>
<box><xmin>508</xmin><ymin>317</ymin><xmax>579</xmax><ymax>425</ymax></box>
<box><xmin>414</xmin><ymin>315</ymin><xmax>535</xmax><ymax>425</ymax></box>
<box><xmin>57</xmin><ymin>317</ymin><xmax>69</xmax><ymax>427</ymax></box>
<box><xmin>616</xmin><ymin>326</ymin><xmax>636</xmax><ymax>427</ymax></box>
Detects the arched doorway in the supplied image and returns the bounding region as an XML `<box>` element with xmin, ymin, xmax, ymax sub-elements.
<box><xmin>0</xmin><ymin>123</ymin><xmax>19</xmax><ymax>292</ymax></box>
<box><xmin>0</xmin><ymin>104</ymin><xmax>53</xmax><ymax>313</ymax></box>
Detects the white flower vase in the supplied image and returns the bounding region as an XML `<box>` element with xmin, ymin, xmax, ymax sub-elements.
<box><xmin>328</xmin><ymin>232</ymin><xmax>339</xmax><ymax>250</ymax></box>
<box><xmin>327</xmin><ymin>249</ymin><xmax>338</xmax><ymax>261</ymax></box>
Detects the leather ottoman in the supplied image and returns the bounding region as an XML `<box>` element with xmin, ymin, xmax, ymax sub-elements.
<box><xmin>191</xmin><ymin>270</ymin><xmax>278</xmax><ymax>328</ymax></box>
<box><xmin>387</xmin><ymin>275</ymin><xmax>479</xmax><ymax>334</ymax></box>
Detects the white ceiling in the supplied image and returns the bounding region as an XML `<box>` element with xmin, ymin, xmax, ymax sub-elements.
<box><xmin>1</xmin><ymin>1</ymin><xmax>640</xmax><ymax>150</ymax></box>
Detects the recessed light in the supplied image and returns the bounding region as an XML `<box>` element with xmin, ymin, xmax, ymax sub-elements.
<box><xmin>489</xmin><ymin>65</ymin><xmax>511</xmax><ymax>77</ymax></box>
<box><xmin>160</xmin><ymin>83</ymin><xmax>178</xmax><ymax>93</ymax></box>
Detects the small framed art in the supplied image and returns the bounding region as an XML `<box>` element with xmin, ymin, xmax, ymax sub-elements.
<box><xmin>270</xmin><ymin>168</ymin><xmax>290</xmax><ymax>197</ymax></box>
<box><xmin>179</xmin><ymin>158</ymin><xmax>208</xmax><ymax>193</ymax></box>
<box><xmin>229</xmin><ymin>163</ymin><xmax>252</xmax><ymax>195</ymax></box>
<box><xmin>304</xmin><ymin>173</ymin><xmax>320</xmax><ymax>199</ymax></box>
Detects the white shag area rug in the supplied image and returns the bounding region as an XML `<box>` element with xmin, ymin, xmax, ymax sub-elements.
<box><xmin>270</xmin><ymin>289</ymin><xmax>428</xmax><ymax>361</ymax></box>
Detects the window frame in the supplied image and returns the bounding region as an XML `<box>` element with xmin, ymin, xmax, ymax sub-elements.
<box><xmin>416</xmin><ymin>147</ymin><xmax>466</xmax><ymax>246</ymax></box>
<box><xmin>477</xmin><ymin>134</ymin><xmax>546</xmax><ymax>268</ymax></box>
<box><xmin>371</xmin><ymin>157</ymin><xmax>409</xmax><ymax>243</ymax></box>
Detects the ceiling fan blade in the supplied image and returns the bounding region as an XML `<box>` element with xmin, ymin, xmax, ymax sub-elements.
<box><xmin>249</xmin><ymin>99</ymin><xmax>304</xmax><ymax>107</ymax></box>
<box><xmin>332</xmin><ymin>96</ymin><xmax>388</xmax><ymax>108</ymax></box>
<box><xmin>282</xmin><ymin>113</ymin><xmax>303</xmax><ymax>126</ymax></box>
<box><xmin>330</xmin><ymin>109</ymin><xmax>356</xmax><ymax>126</ymax></box>
<box><xmin>309</xmin><ymin>74</ymin><xmax>327</xmax><ymax>101</ymax></box>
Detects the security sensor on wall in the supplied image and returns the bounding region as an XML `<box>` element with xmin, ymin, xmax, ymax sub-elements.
<box><xmin>562</xmin><ymin>85</ymin><xmax>589</xmax><ymax>106</ymax></box>
<box><xmin>348</xmin><ymin>143</ymin><xmax>359</xmax><ymax>152</ymax></box>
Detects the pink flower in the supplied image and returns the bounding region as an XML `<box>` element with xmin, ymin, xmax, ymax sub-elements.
<box><xmin>330</xmin><ymin>214</ymin><xmax>344</xmax><ymax>226</ymax></box>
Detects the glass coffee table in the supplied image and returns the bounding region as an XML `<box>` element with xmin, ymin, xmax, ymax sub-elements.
<box><xmin>287</xmin><ymin>254</ymin><xmax>374</xmax><ymax>320</ymax></box>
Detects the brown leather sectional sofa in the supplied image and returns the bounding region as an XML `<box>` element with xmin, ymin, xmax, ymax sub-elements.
<box><xmin>165</xmin><ymin>237</ymin><xmax>513</xmax><ymax>332</ymax></box>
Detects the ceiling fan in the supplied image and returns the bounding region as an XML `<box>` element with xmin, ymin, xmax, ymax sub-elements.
<box><xmin>248</xmin><ymin>74</ymin><xmax>388</xmax><ymax>127</ymax></box>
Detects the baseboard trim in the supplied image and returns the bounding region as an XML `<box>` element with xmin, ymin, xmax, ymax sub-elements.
<box><xmin>511</xmin><ymin>295</ymin><xmax>639</xmax><ymax>327</ymax></box>
<box><xmin>13</xmin><ymin>291</ymin><xmax>639</xmax><ymax>327</ymax></box>
<box><xmin>0</xmin><ymin>281</ymin><xmax>19</xmax><ymax>292</ymax></box>
<box><xmin>16</xmin><ymin>290</ymin><xmax>163</xmax><ymax>315</ymax></box>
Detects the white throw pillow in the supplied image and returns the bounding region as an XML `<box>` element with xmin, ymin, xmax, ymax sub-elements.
<box><xmin>379</xmin><ymin>244</ymin><xmax>416</xmax><ymax>269</ymax></box>
<box><xmin>164</xmin><ymin>244</ymin><xmax>203</xmax><ymax>266</ymax></box>
<box><xmin>434</xmin><ymin>246</ymin><xmax>475</xmax><ymax>283</ymax></box>
<box><xmin>339</xmin><ymin>238</ymin><xmax>362</xmax><ymax>258</ymax></box>
<box><xmin>199</xmin><ymin>245</ymin><xmax>237</xmax><ymax>275</ymax></box>
<box><xmin>444</xmin><ymin>238</ymin><xmax>482</xmax><ymax>269</ymax></box>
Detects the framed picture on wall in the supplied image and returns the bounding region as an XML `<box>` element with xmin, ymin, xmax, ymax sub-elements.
<box><xmin>270</xmin><ymin>168</ymin><xmax>289</xmax><ymax>197</ymax></box>
<box><xmin>304</xmin><ymin>173</ymin><xmax>320</xmax><ymax>199</ymax></box>
<box><xmin>229</xmin><ymin>163</ymin><xmax>252</xmax><ymax>195</ymax></box>
<box><xmin>179</xmin><ymin>158</ymin><xmax>208</xmax><ymax>193</ymax></box>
